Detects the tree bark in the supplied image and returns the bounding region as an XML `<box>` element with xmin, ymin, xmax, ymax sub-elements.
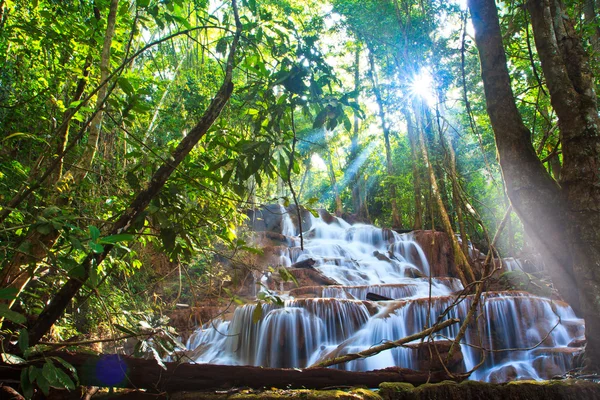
<box><xmin>323</xmin><ymin>144</ymin><xmax>343</xmax><ymax>216</ymax></box>
<box><xmin>26</xmin><ymin>1</ymin><xmax>243</xmax><ymax>345</ymax></box>
<box><xmin>0</xmin><ymin>352</ymin><xmax>460</xmax><ymax>392</ymax></box>
<box><xmin>349</xmin><ymin>45</ymin><xmax>364</xmax><ymax>218</ymax></box>
<box><xmin>368</xmin><ymin>51</ymin><xmax>401</xmax><ymax>229</ymax></box>
<box><xmin>69</xmin><ymin>0</ymin><xmax>119</xmax><ymax>183</ymax></box>
<box><xmin>403</xmin><ymin>109</ymin><xmax>423</xmax><ymax>229</ymax></box>
<box><xmin>414</xmin><ymin>101</ymin><xmax>475</xmax><ymax>286</ymax></box>
<box><xmin>468</xmin><ymin>0</ymin><xmax>597</xmax><ymax>367</ymax></box>
<box><xmin>526</xmin><ymin>0</ymin><xmax>600</xmax><ymax>370</ymax></box>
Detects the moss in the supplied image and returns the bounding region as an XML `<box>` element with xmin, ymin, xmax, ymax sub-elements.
<box><xmin>170</xmin><ymin>388</ymin><xmax>383</xmax><ymax>400</ymax></box>
<box><xmin>377</xmin><ymin>379</ymin><xmax>600</xmax><ymax>400</ymax></box>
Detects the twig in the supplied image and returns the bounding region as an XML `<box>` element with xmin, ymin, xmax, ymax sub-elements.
<box><xmin>308</xmin><ymin>318</ymin><xmax>460</xmax><ymax>369</ymax></box>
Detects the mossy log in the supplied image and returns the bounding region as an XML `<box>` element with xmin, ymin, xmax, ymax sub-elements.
<box><xmin>0</xmin><ymin>352</ymin><xmax>459</xmax><ymax>392</ymax></box>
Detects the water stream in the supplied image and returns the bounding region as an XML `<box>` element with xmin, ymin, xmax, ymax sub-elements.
<box><xmin>186</xmin><ymin>210</ymin><xmax>585</xmax><ymax>382</ymax></box>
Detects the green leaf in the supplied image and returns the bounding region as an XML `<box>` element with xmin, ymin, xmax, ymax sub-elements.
<box><xmin>51</xmin><ymin>357</ymin><xmax>78</xmax><ymax>385</ymax></box>
<box><xmin>252</xmin><ymin>302</ymin><xmax>263</xmax><ymax>323</ymax></box>
<box><xmin>118</xmin><ymin>77</ymin><xmax>134</xmax><ymax>96</ymax></box>
<box><xmin>278</xmin><ymin>268</ymin><xmax>299</xmax><ymax>287</ymax></box>
<box><xmin>36</xmin><ymin>223</ymin><xmax>52</xmax><ymax>235</ymax></box>
<box><xmin>99</xmin><ymin>233</ymin><xmax>134</xmax><ymax>244</ymax></box>
<box><xmin>115</xmin><ymin>324</ymin><xmax>137</xmax><ymax>335</ymax></box>
<box><xmin>36</xmin><ymin>374</ymin><xmax>50</xmax><ymax>396</ymax></box>
<box><xmin>160</xmin><ymin>228</ymin><xmax>176</xmax><ymax>252</ymax></box>
<box><xmin>0</xmin><ymin>304</ymin><xmax>26</xmax><ymax>324</ymax></box>
<box><xmin>42</xmin><ymin>361</ymin><xmax>59</xmax><ymax>386</ymax></box>
<box><xmin>21</xmin><ymin>368</ymin><xmax>34</xmax><ymax>399</ymax></box>
<box><xmin>0</xmin><ymin>287</ymin><xmax>18</xmax><ymax>300</ymax></box>
<box><xmin>54</xmin><ymin>368</ymin><xmax>76</xmax><ymax>390</ymax></box>
<box><xmin>313</xmin><ymin>109</ymin><xmax>327</xmax><ymax>129</ymax></box>
<box><xmin>18</xmin><ymin>329</ymin><xmax>29</xmax><ymax>353</ymax></box>
<box><xmin>28</xmin><ymin>365</ymin><xmax>39</xmax><ymax>383</ymax></box>
<box><xmin>89</xmin><ymin>242</ymin><xmax>104</xmax><ymax>254</ymax></box>
<box><xmin>88</xmin><ymin>225</ymin><xmax>101</xmax><ymax>241</ymax></box>
<box><xmin>1</xmin><ymin>353</ymin><xmax>26</xmax><ymax>364</ymax></box>
<box><xmin>216</xmin><ymin>37</ymin><xmax>228</xmax><ymax>54</ymax></box>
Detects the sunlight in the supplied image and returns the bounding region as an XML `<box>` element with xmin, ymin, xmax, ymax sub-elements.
<box><xmin>311</xmin><ymin>153</ymin><xmax>327</xmax><ymax>171</ymax></box>
<box><xmin>410</xmin><ymin>69</ymin><xmax>436</xmax><ymax>107</ymax></box>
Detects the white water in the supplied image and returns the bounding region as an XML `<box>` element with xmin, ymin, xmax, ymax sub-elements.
<box><xmin>186</xmin><ymin>211</ymin><xmax>585</xmax><ymax>382</ymax></box>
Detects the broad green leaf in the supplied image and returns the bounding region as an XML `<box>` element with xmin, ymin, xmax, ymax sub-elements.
<box><xmin>21</xmin><ymin>369</ymin><xmax>34</xmax><ymax>399</ymax></box>
<box><xmin>18</xmin><ymin>328</ymin><xmax>29</xmax><ymax>353</ymax></box>
<box><xmin>0</xmin><ymin>287</ymin><xmax>18</xmax><ymax>300</ymax></box>
<box><xmin>54</xmin><ymin>368</ymin><xmax>76</xmax><ymax>390</ymax></box>
<box><xmin>0</xmin><ymin>304</ymin><xmax>26</xmax><ymax>324</ymax></box>
<box><xmin>42</xmin><ymin>361</ymin><xmax>59</xmax><ymax>386</ymax></box>
<box><xmin>36</xmin><ymin>374</ymin><xmax>50</xmax><ymax>396</ymax></box>
<box><xmin>99</xmin><ymin>234</ymin><xmax>134</xmax><ymax>244</ymax></box>
<box><xmin>51</xmin><ymin>357</ymin><xmax>78</xmax><ymax>380</ymax></box>
<box><xmin>89</xmin><ymin>242</ymin><xmax>104</xmax><ymax>254</ymax></box>
<box><xmin>118</xmin><ymin>77</ymin><xmax>134</xmax><ymax>96</ymax></box>
<box><xmin>88</xmin><ymin>225</ymin><xmax>101</xmax><ymax>241</ymax></box>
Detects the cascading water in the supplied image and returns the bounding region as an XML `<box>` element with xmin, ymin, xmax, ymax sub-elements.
<box><xmin>186</xmin><ymin>209</ymin><xmax>585</xmax><ymax>382</ymax></box>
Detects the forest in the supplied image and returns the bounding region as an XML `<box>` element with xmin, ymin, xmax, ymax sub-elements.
<box><xmin>0</xmin><ymin>0</ymin><xmax>599</xmax><ymax>398</ymax></box>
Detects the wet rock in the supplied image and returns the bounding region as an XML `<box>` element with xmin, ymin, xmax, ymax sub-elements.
<box><xmin>487</xmin><ymin>365</ymin><xmax>520</xmax><ymax>383</ymax></box>
<box><xmin>568</xmin><ymin>338</ymin><xmax>586</xmax><ymax>347</ymax></box>
<box><xmin>404</xmin><ymin>340</ymin><xmax>464</xmax><ymax>372</ymax></box>
<box><xmin>532</xmin><ymin>356</ymin><xmax>565</xmax><ymax>380</ymax></box>
<box><xmin>412</xmin><ymin>230</ymin><xmax>458</xmax><ymax>278</ymax></box>
<box><xmin>246</xmin><ymin>204</ymin><xmax>285</xmax><ymax>233</ymax></box>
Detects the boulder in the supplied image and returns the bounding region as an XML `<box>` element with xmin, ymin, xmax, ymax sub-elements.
<box><xmin>412</xmin><ymin>230</ymin><xmax>458</xmax><ymax>278</ymax></box>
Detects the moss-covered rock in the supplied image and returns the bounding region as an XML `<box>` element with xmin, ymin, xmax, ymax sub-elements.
<box><xmin>169</xmin><ymin>387</ymin><xmax>383</xmax><ymax>400</ymax></box>
<box><xmin>378</xmin><ymin>379</ymin><xmax>600</xmax><ymax>400</ymax></box>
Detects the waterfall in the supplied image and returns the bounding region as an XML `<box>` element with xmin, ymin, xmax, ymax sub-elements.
<box><xmin>186</xmin><ymin>211</ymin><xmax>585</xmax><ymax>382</ymax></box>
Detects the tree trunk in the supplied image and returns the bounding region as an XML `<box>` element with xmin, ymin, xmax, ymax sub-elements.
<box><xmin>527</xmin><ymin>0</ymin><xmax>600</xmax><ymax>370</ymax></box>
<box><xmin>442</xmin><ymin>130</ymin><xmax>469</xmax><ymax>258</ymax></box>
<box><xmin>69</xmin><ymin>0</ymin><xmax>119</xmax><ymax>183</ymax></box>
<box><xmin>0</xmin><ymin>1</ymin><xmax>118</xmax><ymax>306</ymax></box>
<box><xmin>403</xmin><ymin>109</ymin><xmax>423</xmax><ymax>229</ymax></box>
<box><xmin>26</xmin><ymin>4</ymin><xmax>243</xmax><ymax>345</ymax></box>
<box><xmin>368</xmin><ymin>51</ymin><xmax>401</xmax><ymax>229</ymax></box>
<box><xmin>349</xmin><ymin>46</ymin><xmax>364</xmax><ymax>218</ymax></box>
<box><xmin>0</xmin><ymin>352</ymin><xmax>459</xmax><ymax>392</ymax></box>
<box><xmin>583</xmin><ymin>0</ymin><xmax>600</xmax><ymax>58</ymax></box>
<box><xmin>468</xmin><ymin>0</ymin><xmax>598</xmax><ymax>369</ymax></box>
<box><xmin>414</xmin><ymin>101</ymin><xmax>475</xmax><ymax>286</ymax></box>
<box><xmin>324</xmin><ymin>145</ymin><xmax>343</xmax><ymax>216</ymax></box>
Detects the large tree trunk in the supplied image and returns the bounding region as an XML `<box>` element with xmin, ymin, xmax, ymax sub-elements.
<box><xmin>0</xmin><ymin>352</ymin><xmax>460</xmax><ymax>392</ymax></box>
<box><xmin>368</xmin><ymin>51</ymin><xmax>401</xmax><ymax>229</ymax></box>
<box><xmin>527</xmin><ymin>0</ymin><xmax>600</xmax><ymax>370</ymax></box>
<box><xmin>469</xmin><ymin>0</ymin><xmax>600</xmax><ymax>370</ymax></box>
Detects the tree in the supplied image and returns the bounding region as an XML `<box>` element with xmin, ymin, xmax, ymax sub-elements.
<box><xmin>468</xmin><ymin>0</ymin><xmax>600</xmax><ymax>370</ymax></box>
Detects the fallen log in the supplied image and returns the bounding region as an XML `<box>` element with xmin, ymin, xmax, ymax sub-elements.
<box><xmin>0</xmin><ymin>352</ymin><xmax>461</xmax><ymax>392</ymax></box>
